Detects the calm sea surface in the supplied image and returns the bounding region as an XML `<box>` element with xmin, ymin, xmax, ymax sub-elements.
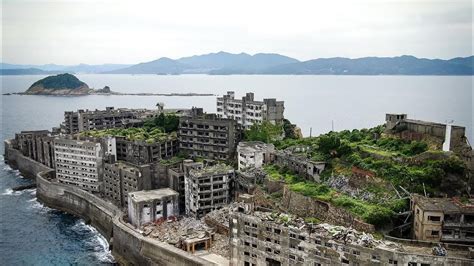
<box><xmin>1</xmin><ymin>74</ymin><xmax>472</xmax><ymax>264</ymax></box>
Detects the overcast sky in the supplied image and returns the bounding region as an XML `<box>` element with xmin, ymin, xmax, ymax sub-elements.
<box><xmin>1</xmin><ymin>0</ymin><xmax>472</xmax><ymax>65</ymax></box>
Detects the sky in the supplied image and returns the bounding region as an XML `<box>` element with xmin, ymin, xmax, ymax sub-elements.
<box><xmin>1</xmin><ymin>0</ymin><xmax>473</xmax><ymax>65</ymax></box>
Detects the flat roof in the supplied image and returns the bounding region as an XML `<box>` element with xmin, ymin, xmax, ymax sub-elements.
<box><xmin>402</xmin><ymin>119</ymin><xmax>465</xmax><ymax>129</ymax></box>
<box><xmin>413</xmin><ymin>195</ymin><xmax>461</xmax><ymax>213</ymax></box>
<box><xmin>129</xmin><ymin>188</ymin><xmax>178</xmax><ymax>202</ymax></box>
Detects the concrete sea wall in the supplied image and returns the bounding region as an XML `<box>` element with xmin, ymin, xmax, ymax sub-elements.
<box><xmin>4</xmin><ymin>139</ymin><xmax>213</xmax><ymax>266</ymax></box>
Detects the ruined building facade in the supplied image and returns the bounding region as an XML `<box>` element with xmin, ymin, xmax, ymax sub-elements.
<box><xmin>230</xmin><ymin>206</ymin><xmax>472</xmax><ymax>266</ymax></box>
<box><xmin>115</xmin><ymin>136</ymin><xmax>179</xmax><ymax>165</ymax></box>
<box><xmin>185</xmin><ymin>164</ymin><xmax>234</xmax><ymax>218</ymax></box>
<box><xmin>128</xmin><ymin>188</ymin><xmax>179</xmax><ymax>227</ymax></box>
<box><xmin>411</xmin><ymin>194</ymin><xmax>474</xmax><ymax>244</ymax></box>
<box><xmin>14</xmin><ymin>130</ymin><xmax>56</xmax><ymax>168</ymax></box>
<box><xmin>217</xmin><ymin>91</ymin><xmax>285</xmax><ymax>129</ymax></box>
<box><xmin>61</xmin><ymin>107</ymin><xmax>157</xmax><ymax>134</ymax></box>
<box><xmin>237</xmin><ymin>141</ymin><xmax>275</xmax><ymax>171</ymax></box>
<box><xmin>274</xmin><ymin>151</ymin><xmax>326</xmax><ymax>182</ymax></box>
<box><xmin>178</xmin><ymin>108</ymin><xmax>241</xmax><ymax>161</ymax></box>
<box><xmin>54</xmin><ymin>136</ymin><xmax>116</xmax><ymax>193</ymax></box>
<box><xmin>103</xmin><ymin>158</ymin><xmax>153</xmax><ymax>208</ymax></box>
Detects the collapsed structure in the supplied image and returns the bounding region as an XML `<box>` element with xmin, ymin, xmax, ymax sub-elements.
<box><xmin>230</xmin><ymin>198</ymin><xmax>473</xmax><ymax>266</ymax></box>
<box><xmin>274</xmin><ymin>150</ymin><xmax>326</xmax><ymax>182</ymax></box>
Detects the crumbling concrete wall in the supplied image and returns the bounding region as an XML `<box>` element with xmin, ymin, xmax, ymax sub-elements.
<box><xmin>4</xmin><ymin>139</ymin><xmax>52</xmax><ymax>179</ymax></box>
<box><xmin>281</xmin><ymin>186</ymin><xmax>375</xmax><ymax>232</ymax></box>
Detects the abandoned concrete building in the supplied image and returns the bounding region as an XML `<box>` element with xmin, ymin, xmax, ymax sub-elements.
<box><xmin>115</xmin><ymin>135</ymin><xmax>179</xmax><ymax>165</ymax></box>
<box><xmin>14</xmin><ymin>130</ymin><xmax>56</xmax><ymax>168</ymax></box>
<box><xmin>237</xmin><ymin>141</ymin><xmax>275</xmax><ymax>171</ymax></box>
<box><xmin>229</xmin><ymin>202</ymin><xmax>473</xmax><ymax>266</ymax></box>
<box><xmin>412</xmin><ymin>194</ymin><xmax>474</xmax><ymax>244</ymax></box>
<box><xmin>185</xmin><ymin>164</ymin><xmax>234</xmax><ymax>218</ymax></box>
<box><xmin>103</xmin><ymin>157</ymin><xmax>153</xmax><ymax>208</ymax></box>
<box><xmin>385</xmin><ymin>114</ymin><xmax>474</xmax><ymax>171</ymax></box>
<box><xmin>61</xmin><ymin>107</ymin><xmax>158</xmax><ymax>134</ymax></box>
<box><xmin>385</xmin><ymin>113</ymin><xmax>468</xmax><ymax>148</ymax></box>
<box><xmin>216</xmin><ymin>91</ymin><xmax>285</xmax><ymax>129</ymax></box>
<box><xmin>165</xmin><ymin>159</ymin><xmax>204</xmax><ymax>213</ymax></box>
<box><xmin>234</xmin><ymin>168</ymin><xmax>267</xmax><ymax>197</ymax></box>
<box><xmin>178</xmin><ymin>108</ymin><xmax>241</xmax><ymax>160</ymax></box>
<box><xmin>54</xmin><ymin>136</ymin><xmax>116</xmax><ymax>193</ymax></box>
<box><xmin>274</xmin><ymin>150</ymin><xmax>326</xmax><ymax>182</ymax></box>
<box><xmin>128</xmin><ymin>188</ymin><xmax>179</xmax><ymax>227</ymax></box>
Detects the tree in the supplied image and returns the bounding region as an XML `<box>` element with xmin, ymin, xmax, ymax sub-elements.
<box><xmin>244</xmin><ymin>122</ymin><xmax>283</xmax><ymax>143</ymax></box>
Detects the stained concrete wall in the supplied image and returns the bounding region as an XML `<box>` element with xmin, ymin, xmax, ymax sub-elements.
<box><xmin>4</xmin><ymin>139</ymin><xmax>52</xmax><ymax>179</ymax></box>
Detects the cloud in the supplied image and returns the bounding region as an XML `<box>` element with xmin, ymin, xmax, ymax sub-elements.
<box><xmin>1</xmin><ymin>0</ymin><xmax>472</xmax><ymax>64</ymax></box>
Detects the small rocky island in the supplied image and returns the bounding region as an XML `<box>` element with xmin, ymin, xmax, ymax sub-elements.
<box><xmin>25</xmin><ymin>73</ymin><xmax>92</xmax><ymax>95</ymax></box>
<box><xmin>4</xmin><ymin>73</ymin><xmax>214</xmax><ymax>96</ymax></box>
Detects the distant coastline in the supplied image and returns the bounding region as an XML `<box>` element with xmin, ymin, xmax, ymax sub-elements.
<box><xmin>3</xmin><ymin>91</ymin><xmax>215</xmax><ymax>97</ymax></box>
<box><xmin>2</xmin><ymin>52</ymin><xmax>473</xmax><ymax>75</ymax></box>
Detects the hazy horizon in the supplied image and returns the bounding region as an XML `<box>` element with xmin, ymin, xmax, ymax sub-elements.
<box><xmin>2</xmin><ymin>0</ymin><xmax>472</xmax><ymax>65</ymax></box>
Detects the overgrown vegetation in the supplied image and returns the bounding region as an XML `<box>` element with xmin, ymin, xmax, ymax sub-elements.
<box><xmin>143</xmin><ymin>113</ymin><xmax>179</xmax><ymax>133</ymax></box>
<box><xmin>244</xmin><ymin>121</ymin><xmax>283</xmax><ymax>142</ymax></box>
<box><xmin>262</xmin><ymin>124</ymin><xmax>469</xmax><ymax>226</ymax></box>
<box><xmin>30</xmin><ymin>73</ymin><xmax>87</xmax><ymax>89</ymax></box>
<box><xmin>264</xmin><ymin>164</ymin><xmax>397</xmax><ymax>227</ymax></box>
<box><xmin>81</xmin><ymin>127</ymin><xmax>175</xmax><ymax>143</ymax></box>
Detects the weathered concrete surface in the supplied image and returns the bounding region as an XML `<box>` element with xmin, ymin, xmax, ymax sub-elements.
<box><xmin>4</xmin><ymin>139</ymin><xmax>52</xmax><ymax>179</ymax></box>
<box><xmin>5</xmin><ymin>140</ymin><xmax>214</xmax><ymax>266</ymax></box>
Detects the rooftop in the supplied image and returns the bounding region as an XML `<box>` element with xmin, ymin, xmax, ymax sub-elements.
<box><xmin>129</xmin><ymin>188</ymin><xmax>178</xmax><ymax>202</ymax></box>
<box><xmin>401</xmin><ymin>119</ymin><xmax>465</xmax><ymax>129</ymax></box>
<box><xmin>238</xmin><ymin>141</ymin><xmax>274</xmax><ymax>152</ymax></box>
<box><xmin>189</xmin><ymin>164</ymin><xmax>234</xmax><ymax>177</ymax></box>
<box><xmin>412</xmin><ymin>194</ymin><xmax>474</xmax><ymax>213</ymax></box>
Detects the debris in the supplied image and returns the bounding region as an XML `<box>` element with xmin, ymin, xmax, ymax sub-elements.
<box><xmin>432</xmin><ymin>244</ymin><xmax>447</xmax><ymax>256</ymax></box>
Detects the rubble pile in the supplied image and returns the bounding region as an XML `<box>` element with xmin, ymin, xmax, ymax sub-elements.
<box><xmin>432</xmin><ymin>244</ymin><xmax>447</xmax><ymax>256</ymax></box>
<box><xmin>143</xmin><ymin>217</ymin><xmax>209</xmax><ymax>246</ymax></box>
<box><xmin>205</xmin><ymin>202</ymin><xmax>246</xmax><ymax>227</ymax></box>
<box><xmin>254</xmin><ymin>210</ymin><xmax>403</xmax><ymax>251</ymax></box>
<box><xmin>326</xmin><ymin>175</ymin><xmax>374</xmax><ymax>201</ymax></box>
<box><xmin>142</xmin><ymin>217</ymin><xmax>230</xmax><ymax>258</ymax></box>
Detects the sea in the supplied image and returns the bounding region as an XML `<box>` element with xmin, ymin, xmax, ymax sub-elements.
<box><xmin>0</xmin><ymin>74</ymin><xmax>472</xmax><ymax>264</ymax></box>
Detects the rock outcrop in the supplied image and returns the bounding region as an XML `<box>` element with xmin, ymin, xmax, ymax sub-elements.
<box><xmin>25</xmin><ymin>73</ymin><xmax>91</xmax><ymax>95</ymax></box>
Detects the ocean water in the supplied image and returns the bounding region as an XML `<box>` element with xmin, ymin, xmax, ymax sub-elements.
<box><xmin>0</xmin><ymin>74</ymin><xmax>472</xmax><ymax>264</ymax></box>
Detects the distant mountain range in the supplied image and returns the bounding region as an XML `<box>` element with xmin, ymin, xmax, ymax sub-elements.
<box><xmin>2</xmin><ymin>52</ymin><xmax>473</xmax><ymax>75</ymax></box>
<box><xmin>0</xmin><ymin>63</ymin><xmax>132</xmax><ymax>75</ymax></box>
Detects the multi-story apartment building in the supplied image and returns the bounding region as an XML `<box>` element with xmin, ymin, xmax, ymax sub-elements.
<box><xmin>14</xmin><ymin>130</ymin><xmax>56</xmax><ymax>168</ymax></box>
<box><xmin>54</xmin><ymin>136</ymin><xmax>116</xmax><ymax>193</ymax></box>
<box><xmin>178</xmin><ymin>108</ymin><xmax>241</xmax><ymax>161</ymax></box>
<box><xmin>411</xmin><ymin>194</ymin><xmax>474</xmax><ymax>244</ymax></box>
<box><xmin>185</xmin><ymin>164</ymin><xmax>234</xmax><ymax>218</ymax></box>
<box><xmin>115</xmin><ymin>135</ymin><xmax>179</xmax><ymax>165</ymax></box>
<box><xmin>216</xmin><ymin>91</ymin><xmax>285</xmax><ymax>129</ymax></box>
<box><xmin>103</xmin><ymin>157</ymin><xmax>153</xmax><ymax>208</ymax></box>
<box><xmin>62</xmin><ymin>107</ymin><xmax>158</xmax><ymax>134</ymax></box>
<box><xmin>230</xmin><ymin>201</ymin><xmax>473</xmax><ymax>266</ymax></box>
